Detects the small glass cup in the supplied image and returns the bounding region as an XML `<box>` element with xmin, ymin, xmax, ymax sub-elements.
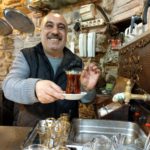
<box><xmin>45</xmin><ymin>118</ymin><xmax>56</xmax><ymax>148</ymax></box>
<box><xmin>37</xmin><ymin>120</ymin><xmax>47</xmax><ymax>145</ymax></box>
<box><xmin>65</xmin><ymin>70</ymin><xmax>81</xmax><ymax>94</ymax></box>
<box><xmin>57</xmin><ymin>114</ymin><xmax>71</xmax><ymax>146</ymax></box>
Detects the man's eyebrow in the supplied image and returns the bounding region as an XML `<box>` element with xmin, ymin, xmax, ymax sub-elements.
<box><xmin>45</xmin><ymin>21</ymin><xmax>53</xmax><ymax>24</ymax></box>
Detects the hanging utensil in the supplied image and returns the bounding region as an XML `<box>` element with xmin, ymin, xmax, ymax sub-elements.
<box><xmin>0</xmin><ymin>18</ymin><xmax>13</xmax><ymax>36</ymax></box>
<box><xmin>137</xmin><ymin>0</ymin><xmax>150</xmax><ymax>34</ymax></box>
<box><xmin>128</xmin><ymin>1</ymin><xmax>149</xmax><ymax>38</ymax></box>
<box><xmin>3</xmin><ymin>8</ymin><xmax>35</xmax><ymax>33</ymax></box>
<box><xmin>143</xmin><ymin>0</ymin><xmax>150</xmax><ymax>25</ymax></box>
<box><xmin>130</xmin><ymin>15</ymin><xmax>142</xmax><ymax>33</ymax></box>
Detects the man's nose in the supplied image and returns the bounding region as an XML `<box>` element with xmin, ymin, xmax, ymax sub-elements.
<box><xmin>52</xmin><ymin>26</ymin><xmax>59</xmax><ymax>34</ymax></box>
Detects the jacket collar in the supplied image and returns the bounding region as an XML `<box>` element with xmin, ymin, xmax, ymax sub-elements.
<box><xmin>35</xmin><ymin>42</ymin><xmax>82</xmax><ymax>70</ymax></box>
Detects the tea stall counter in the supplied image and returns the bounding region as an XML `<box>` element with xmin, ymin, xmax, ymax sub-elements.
<box><xmin>0</xmin><ymin>126</ymin><xmax>31</xmax><ymax>150</ymax></box>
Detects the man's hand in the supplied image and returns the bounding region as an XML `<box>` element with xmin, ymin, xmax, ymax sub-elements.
<box><xmin>80</xmin><ymin>63</ymin><xmax>100</xmax><ymax>91</ymax></box>
<box><xmin>35</xmin><ymin>80</ymin><xmax>64</xmax><ymax>103</ymax></box>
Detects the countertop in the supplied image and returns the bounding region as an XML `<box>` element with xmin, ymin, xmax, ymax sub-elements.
<box><xmin>0</xmin><ymin>126</ymin><xmax>31</xmax><ymax>150</ymax></box>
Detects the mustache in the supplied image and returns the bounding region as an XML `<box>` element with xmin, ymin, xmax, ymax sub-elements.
<box><xmin>47</xmin><ymin>34</ymin><xmax>62</xmax><ymax>40</ymax></box>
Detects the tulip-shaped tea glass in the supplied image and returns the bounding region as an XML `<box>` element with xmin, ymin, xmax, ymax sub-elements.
<box><xmin>65</xmin><ymin>70</ymin><xmax>81</xmax><ymax>94</ymax></box>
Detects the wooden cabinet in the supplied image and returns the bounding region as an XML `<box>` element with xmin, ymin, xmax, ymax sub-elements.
<box><xmin>118</xmin><ymin>30</ymin><xmax>150</xmax><ymax>94</ymax></box>
<box><xmin>110</xmin><ymin>0</ymin><xmax>145</xmax><ymax>23</ymax></box>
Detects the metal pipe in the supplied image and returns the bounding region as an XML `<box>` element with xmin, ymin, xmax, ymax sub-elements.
<box><xmin>112</xmin><ymin>79</ymin><xmax>150</xmax><ymax>104</ymax></box>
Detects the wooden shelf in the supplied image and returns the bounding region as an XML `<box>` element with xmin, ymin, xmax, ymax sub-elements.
<box><xmin>110</xmin><ymin>0</ymin><xmax>144</xmax><ymax>24</ymax></box>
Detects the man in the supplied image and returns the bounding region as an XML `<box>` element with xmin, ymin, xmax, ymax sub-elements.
<box><xmin>2</xmin><ymin>12</ymin><xmax>100</xmax><ymax>127</ymax></box>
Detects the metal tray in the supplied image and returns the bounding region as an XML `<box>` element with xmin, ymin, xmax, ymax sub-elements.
<box><xmin>3</xmin><ymin>8</ymin><xmax>35</xmax><ymax>33</ymax></box>
<box><xmin>0</xmin><ymin>18</ymin><xmax>13</xmax><ymax>36</ymax></box>
<box><xmin>22</xmin><ymin>119</ymin><xmax>147</xmax><ymax>150</ymax></box>
<box><xmin>67</xmin><ymin>119</ymin><xmax>147</xmax><ymax>149</ymax></box>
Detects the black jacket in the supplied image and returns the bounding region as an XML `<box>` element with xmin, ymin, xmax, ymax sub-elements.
<box><xmin>18</xmin><ymin>43</ymin><xmax>82</xmax><ymax>126</ymax></box>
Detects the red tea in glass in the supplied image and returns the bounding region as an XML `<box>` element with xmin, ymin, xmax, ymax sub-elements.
<box><xmin>65</xmin><ymin>70</ymin><xmax>81</xmax><ymax>94</ymax></box>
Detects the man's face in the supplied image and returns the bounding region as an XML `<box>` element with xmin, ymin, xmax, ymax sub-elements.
<box><xmin>41</xmin><ymin>13</ymin><xmax>67</xmax><ymax>57</ymax></box>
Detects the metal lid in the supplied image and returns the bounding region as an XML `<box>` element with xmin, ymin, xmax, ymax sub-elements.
<box><xmin>3</xmin><ymin>8</ymin><xmax>35</xmax><ymax>33</ymax></box>
<box><xmin>0</xmin><ymin>18</ymin><xmax>13</xmax><ymax>36</ymax></box>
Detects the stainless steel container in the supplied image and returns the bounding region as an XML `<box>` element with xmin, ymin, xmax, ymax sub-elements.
<box><xmin>67</xmin><ymin>119</ymin><xmax>147</xmax><ymax>150</ymax></box>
